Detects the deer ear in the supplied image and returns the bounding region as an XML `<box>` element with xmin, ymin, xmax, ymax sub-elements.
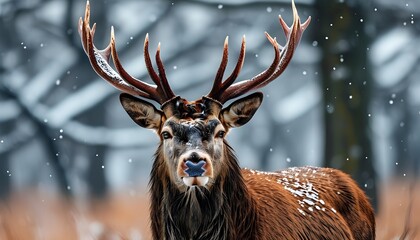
<box><xmin>120</xmin><ymin>93</ymin><xmax>163</xmax><ymax>130</ymax></box>
<box><xmin>220</xmin><ymin>92</ymin><xmax>263</xmax><ymax>128</ymax></box>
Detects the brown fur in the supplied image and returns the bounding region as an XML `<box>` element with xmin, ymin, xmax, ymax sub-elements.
<box><xmin>244</xmin><ymin>167</ymin><xmax>375</xmax><ymax>239</ymax></box>
<box><xmin>149</xmin><ymin>142</ymin><xmax>375</xmax><ymax>240</ymax></box>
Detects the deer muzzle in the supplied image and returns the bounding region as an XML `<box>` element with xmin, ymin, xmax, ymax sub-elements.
<box><xmin>178</xmin><ymin>151</ymin><xmax>213</xmax><ymax>187</ymax></box>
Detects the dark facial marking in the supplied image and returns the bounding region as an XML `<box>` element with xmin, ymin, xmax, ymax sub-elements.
<box><xmin>166</xmin><ymin>119</ymin><xmax>221</xmax><ymax>144</ymax></box>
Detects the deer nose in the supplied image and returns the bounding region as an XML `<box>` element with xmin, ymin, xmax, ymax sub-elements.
<box><xmin>185</xmin><ymin>160</ymin><xmax>206</xmax><ymax>177</ymax></box>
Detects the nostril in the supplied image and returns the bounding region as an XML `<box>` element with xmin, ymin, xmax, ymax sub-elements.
<box><xmin>187</xmin><ymin>152</ymin><xmax>203</xmax><ymax>163</ymax></box>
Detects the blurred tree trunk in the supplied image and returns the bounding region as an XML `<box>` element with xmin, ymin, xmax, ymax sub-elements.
<box><xmin>0</xmin><ymin>153</ymin><xmax>11</xmax><ymax>198</ymax></box>
<box><xmin>86</xmin><ymin>146</ymin><xmax>108</xmax><ymax>198</ymax></box>
<box><xmin>314</xmin><ymin>0</ymin><xmax>377</xmax><ymax>209</ymax></box>
<box><xmin>392</xmin><ymin>88</ymin><xmax>416</xmax><ymax>178</ymax></box>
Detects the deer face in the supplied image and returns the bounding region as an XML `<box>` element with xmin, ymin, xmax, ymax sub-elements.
<box><xmin>120</xmin><ymin>93</ymin><xmax>263</xmax><ymax>190</ymax></box>
<box><xmin>160</xmin><ymin>117</ymin><xmax>223</xmax><ymax>188</ymax></box>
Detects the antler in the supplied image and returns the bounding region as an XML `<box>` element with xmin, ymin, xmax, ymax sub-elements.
<box><xmin>78</xmin><ymin>1</ymin><xmax>176</xmax><ymax>105</ymax></box>
<box><xmin>206</xmin><ymin>0</ymin><xmax>311</xmax><ymax>104</ymax></box>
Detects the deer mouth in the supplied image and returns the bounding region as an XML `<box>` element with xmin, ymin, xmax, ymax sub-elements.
<box><xmin>182</xmin><ymin>176</ymin><xmax>209</xmax><ymax>187</ymax></box>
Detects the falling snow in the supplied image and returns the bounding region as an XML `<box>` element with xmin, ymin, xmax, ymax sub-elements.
<box><xmin>0</xmin><ymin>1</ymin><xmax>418</xmax><ymax>237</ymax></box>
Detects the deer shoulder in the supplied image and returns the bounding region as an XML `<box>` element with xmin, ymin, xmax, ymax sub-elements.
<box><xmin>243</xmin><ymin>167</ymin><xmax>375</xmax><ymax>239</ymax></box>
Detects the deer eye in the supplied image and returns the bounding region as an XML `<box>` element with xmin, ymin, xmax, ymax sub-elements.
<box><xmin>161</xmin><ymin>131</ymin><xmax>173</xmax><ymax>140</ymax></box>
<box><xmin>216</xmin><ymin>130</ymin><xmax>226</xmax><ymax>139</ymax></box>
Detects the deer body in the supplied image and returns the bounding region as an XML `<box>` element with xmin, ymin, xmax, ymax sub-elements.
<box><xmin>79</xmin><ymin>1</ymin><xmax>375</xmax><ymax>239</ymax></box>
<box><xmin>149</xmin><ymin>124</ymin><xmax>374</xmax><ymax>240</ymax></box>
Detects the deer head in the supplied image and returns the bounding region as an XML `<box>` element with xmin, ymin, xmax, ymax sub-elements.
<box><xmin>78</xmin><ymin>0</ymin><xmax>310</xmax><ymax>191</ymax></box>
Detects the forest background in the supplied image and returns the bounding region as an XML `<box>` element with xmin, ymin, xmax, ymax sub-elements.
<box><xmin>0</xmin><ymin>0</ymin><xmax>419</xmax><ymax>239</ymax></box>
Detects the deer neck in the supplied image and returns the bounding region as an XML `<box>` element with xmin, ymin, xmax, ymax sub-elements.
<box><xmin>149</xmin><ymin>144</ymin><xmax>258</xmax><ymax>239</ymax></box>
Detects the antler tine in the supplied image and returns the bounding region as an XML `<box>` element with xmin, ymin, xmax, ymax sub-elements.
<box><xmin>143</xmin><ymin>34</ymin><xmax>162</xmax><ymax>87</ymax></box>
<box><xmin>79</xmin><ymin>1</ymin><xmax>176</xmax><ymax>105</ymax></box>
<box><xmin>143</xmin><ymin>35</ymin><xmax>176</xmax><ymax>103</ymax></box>
<box><xmin>208</xmin><ymin>0</ymin><xmax>310</xmax><ymax>104</ymax></box>
<box><xmin>156</xmin><ymin>43</ymin><xmax>176</xmax><ymax>99</ymax></box>
<box><xmin>219</xmin><ymin>36</ymin><xmax>246</xmax><ymax>93</ymax></box>
<box><xmin>207</xmin><ymin>36</ymin><xmax>247</xmax><ymax>101</ymax></box>
<box><xmin>256</xmin><ymin>1</ymin><xmax>311</xmax><ymax>87</ymax></box>
<box><xmin>208</xmin><ymin>36</ymin><xmax>229</xmax><ymax>99</ymax></box>
<box><xmin>109</xmin><ymin>27</ymin><xmax>159</xmax><ymax>100</ymax></box>
<box><xmin>220</xmin><ymin>33</ymin><xmax>280</xmax><ymax>103</ymax></box>
<box><xmin>78</xmin><ymin>1</ymin><xmax>151</xmax><ymax>98</ymax></box>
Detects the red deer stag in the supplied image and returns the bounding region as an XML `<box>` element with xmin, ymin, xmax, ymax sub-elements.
<box><xmin>79</xmin><ymin>1</ymin><xmax>375</xmax><ymax>239</ymax></box>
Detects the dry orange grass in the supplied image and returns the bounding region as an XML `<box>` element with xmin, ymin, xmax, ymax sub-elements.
<box><xmin>376</xmin><ymin>180</ymin><xmax>420</xmax><ymax>240</ymax></box>
<box><xmin>0</xmin><ymin>180</ymin><xmax>418</xmax><ymax>240</ymax></box>
<box><xmin>0</xmin><ymin>190</ymin><xmax>151</xmax><ymax>240</ymax></box>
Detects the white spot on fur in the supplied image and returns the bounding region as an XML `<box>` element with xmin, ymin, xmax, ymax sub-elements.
<box><xmin>297</xmin><ymin>208</ymin><xmax>306</xmax><ymax>216</ymax></box>
<box><xmin>277</xmin><ymin>167</ymin><xmax>334</xmax><ymax>214</ymax></box>
<box><xmin>246</xmin><ymin>167</ymin><xmax>337</xmax><ymax>216</ymax></box>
